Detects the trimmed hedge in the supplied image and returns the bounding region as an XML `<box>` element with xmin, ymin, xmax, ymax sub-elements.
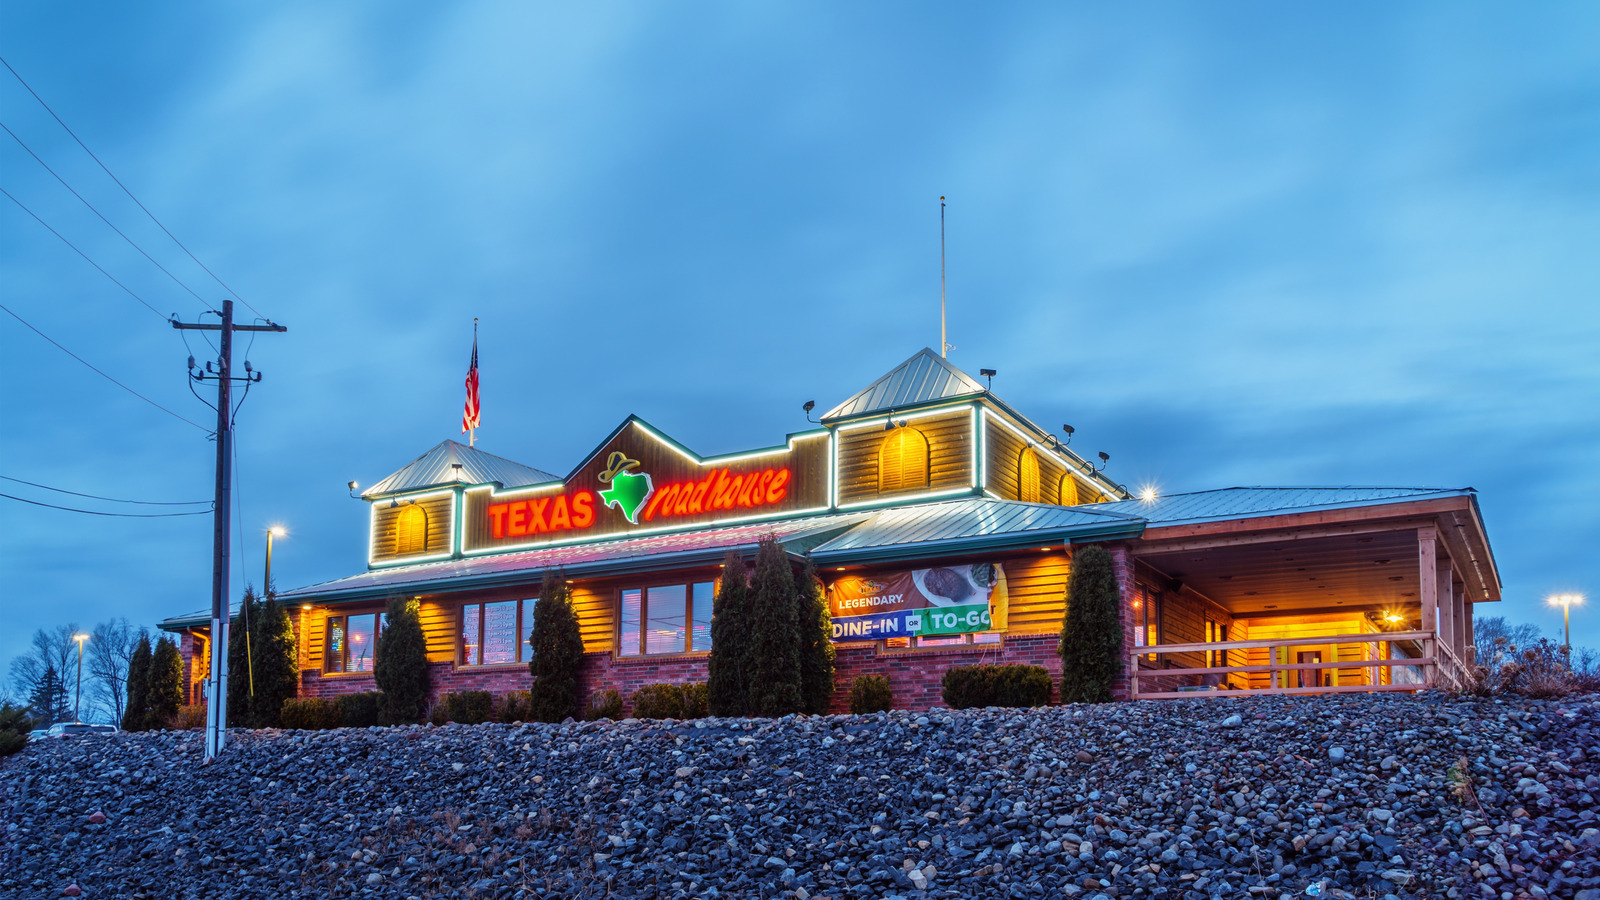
<box><xmin>430</xmin><ymin>690</ymin><xmax>494</xmax><ymax>725</ymax></box>
<box><xmin>584</xmin><ymin>688</ymin><xmax>623</xmax><ymax>721</ymax></box>
<box><xmin>629</xmin><ymin>683</ymin><xmax>708</xmax><ymax>720</ymax></box>
<box><xmin>849</xmin><ymin>675</ymin><xmax>893</xmax><ymax>714</ymax></box>
<box><xmin>173</xmin><ymin>704</ymin><xmax>207</xmax><ymax>730</ymax></box>
<box><xmin>339</xmin><ymin>691</ymin><xmax>383</xmax><ymax>727</ymax></box>
<box><xmin>498</xmin><ymin>691</ymin><xmax>535</xmax><ymax>723</ymax></box>
<box><xmin>941</xmin><ymin>664</ymin><xmax>1052</xmax><ymax>709</ymax></box>
<box><xmin>282</xmin><ymin>697</ymin><xmax>343</xmax><ymax>730</ymax></box>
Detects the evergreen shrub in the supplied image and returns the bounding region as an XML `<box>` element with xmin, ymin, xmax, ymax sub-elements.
<box><xmin>148</xmin><ymin>637</ymin><xmax>184</xmax><ymax>729</ymax></box>
<box><xmin>707</xmin><ymin>551</ymin><xmax>751</xmax><ymax>716</ymax></box>
<box><xmin>1059</xmin><ymin>544</ymin><xmax>1123</xmax><ymax>703</ymax></box>
<box><xmin>849</xmin><ymin>675</ymin><xmax>893</xmax><ymax>714</ymax></box>
<box><xmin>0</xmin><ymin>702</ymin><xmax>35</xmax><ymax>756</ymax></box>
<box><xmin>497</xmin><ymin>691</ymin><xmax>534</xmax><ymax>723</ymax></box>
<box><xmin>253</xmin><ymin>598</ymin><xmax>299</xmax><ymax>728</ymax></box>
<box><xmin>680</xmin><ymin>682</ymin><xmax>709</xmax><ymax>719</ymax></box>
<box><xmin>629</xmin><ymin>683</ymin><xmax>709</xmax><ymax>720</ymax></box>
<box><xmin>432</xmin><ymin>690</ymin><xmax>494</xmax><ymax>725</ymax></box>
<box><xmin>375</xmin><ymin>595</ymin><xmax>430</xmax><ymax>724</ymax></box>
<box><xmin>796</xmin><ymin>557</ymin><xmax>836</xmax><ymax>715</ymax></box>
<box><xmin>173</xmin><ymin>704</ymin><xmax>207</xmax><ymax>730</ymax></box>
<box><xmin>227</xmin><ymin>588</ymin><xmax>261</xmax><ymax>726</ymax></box>
<box><xmin>941</xmin><ymin>664</ymin><xmax>1053</xmax><ymax>709</ymax></box>
<box><xmin>339</xmin><ymin>691</ymin><xmax>383</xmax><ymax>727</ymax></box>
<box><xmin>583</xmin><ymin>688</ymin><xmax>623</xmax><ymax>721</ymax></box>
<box><xmin>282</xmin><ymin>698</ymin><xmax>343</xmax><ymax>730</ymax></box>
<box><xmin>747</xmin><ymin>537</ymin><xmax>802</xmax><ymax>716</ymax></box>
<box><xmin>122</xmin><ymin>635</ymin><xmax>152</xmax><ymax>732</ymax></box>
<box><xmin>527</xmin><ymin>570</ymin><xmax>585</xmax><ymax>723</ymax></box>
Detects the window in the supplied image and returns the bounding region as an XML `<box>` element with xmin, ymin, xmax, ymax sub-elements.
<box><xmin>1017</xmin><ymin>448</ymin><xmax>1042</xmax><ymax>503</ymax></box>
<box><xmin>325</xmin><ymin>613</ymin><xmax>381</xmax><ymax>673</ymax></box>
<box><xmin>878</xmin><ymin>427</ymin><xmax>930</xmax><ymax>493</ymax></box>
<box><xmin>619</xmin><ymin>582</ymin><xmax>716</xmax><ymax>657</ymax></box>
<box><xmin>1058</xmin><ymin>473</ymin><xmax>1080</xmax><ymax>506</ymax></box>
<box><xmin>460</xmin><ymin>598</ymin><xmax>538</xmax><ymax>666</ymax></box>
<box><xmin>1133</xmin><ymin>584</ymin><xmax>1161</xmax><ymax>661</ymax></box>
<box><xmin>396</xmin><ymin>503</ymin><xmax>428</xmax><ymax>554</ymax></box>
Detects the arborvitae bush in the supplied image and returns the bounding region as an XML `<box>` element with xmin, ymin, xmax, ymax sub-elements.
<box><xmin>29</xmin><ymin>664</ymin><xmax>70</xmax><ymax>728</ymax></box>
<box><xmin>122</xmin><ymin>634</ymin><xmax>152</xmax><ymax>732</ymax></box>
<box><xmin>584</xmin><ymin>688</ymin><xmax>623</xmax><ymax>721</ymax></box>
<box><xmin>796</xmin><ymin>557</ymin><xmax>836</xmax><ymax>715</ymax></box>
<box><xmin>707</xmin><ymin>551</ymin><xmax>751</xmax><ymax>716</ymax></box>
<box><xmin>1059</xmin><ymin>544</ymin><xmax>1123</xmax><ymax>703</ymax></box>
<box><xmin>941</xmin><ymin>664</ymin><xmax>1053</xmax><ymax>709</ymax></box>
<box><xmin>432</xmin><ymin>690</ymin><xmax>494</xmax><ymax>725</ymax></box>
<box><xmin>252</xmin><ymin>597</ymin><xmax>299</xmax><ymax>728</ymax></box>
<box><xmin>282</xmin><ymin>698</ymin><xmax>343</xmax><ymax>730</ymax></box>
<box><xmin>226</xmin><ymin>587</ymin><xmax>261</xmax><ymax>726</ymax></box>
<box><xmin>497</xmin><ymin>691</ymin><xmax>534</xmax><ymax>723</ymax></box>
<box><xmin>849</xmin><ymin>675</ymin><xmax>893</xmax><ymax>714</ymax></box>
<box><xmin>747</xmin><ymin>536</ymin><xmax>803</xmax><ymax>717</ymax></box>
<box><xmin>0</xmin><ymin>702</ymin><xmax>35</xmax><ymax>756</ymax></box>
<box><xmin>148</xmin><ymin>637</ymin><xmax>184</xmax><ymax>729</ymax></box>
<box><xmin>375</xmin><ymin>594</ymin><xmax>430</xmax><ymax>724</ymax></box>
<box><xmin>338</xmin><ymin>691</ymin><xmax>383</xmax><ymax>727</ymax></box>
<box><xmin>527</xmin><ymin>570</ymin><xmax>584</xmax><ymax>723</ymax></box>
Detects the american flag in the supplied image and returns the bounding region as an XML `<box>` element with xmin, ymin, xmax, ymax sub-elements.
<box><xmin>462</xmin><ymin>328</ymin><xmax>480</xmax><ymax>434</ymax></box>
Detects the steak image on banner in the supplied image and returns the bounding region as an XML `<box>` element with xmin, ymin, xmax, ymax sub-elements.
<box><xmin>829</xmin><ymin>564</ymin><xmax>1009</xmax><ymax>641</ymax></box>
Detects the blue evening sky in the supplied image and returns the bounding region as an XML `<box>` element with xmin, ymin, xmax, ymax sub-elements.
<box><xmin>2</xmin><ymin>3</ymin><xmax>1597</xmax><ymax>678</ymax></box>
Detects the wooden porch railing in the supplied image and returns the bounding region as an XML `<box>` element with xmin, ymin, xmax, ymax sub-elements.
<box><xmin>1130</xmin><ymin>631</ymin><xmax>1460</xmax><ymax>700</ymax></box>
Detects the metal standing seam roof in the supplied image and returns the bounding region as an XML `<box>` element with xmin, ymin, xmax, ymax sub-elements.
<box><xmin>362</xmin><ymin>440</ymin><xmax>559</xmax><ymax>498</ymax></box>
<box><xmin>1093</xmin><ymin>486</ymin><xmax>1475</xmax><ymax>528</ymax></box>
<box><xmin>821</xmin><ymin>348</ymin><xmax>988</xmax><ymax>421</ymax></box>
<box><xmin>255</xmin><ymin>512</ymin><xmax>876</xmax><ymax>609</ymax></box>
<box><xmin>809</xmin><ymin>497</ymin><xmax>1146</xmax><ymax>564</ymax></box>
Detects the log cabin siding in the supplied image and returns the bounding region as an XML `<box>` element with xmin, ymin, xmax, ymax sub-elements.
<box><xmin>836</xmin><ymin>409</ymin><xmax>973</xmax><ymax>504</ymax></box>
<box><xmin>1237</xmin><ymin>614</ymin><xmax>1380</xmax><ymax>690</ymax></box>
<box><xmin>370</xmin><ymin>494</ymin><xmax>455</xmax><ymax>563</ymax></box>
<box><xmin>1003</xmin><ymin>554</ymin><xmax>1071</xmax><ymax>635</ymax></box>
<box><xmin>983</xmin><ymin>413</ymin><xmax>1075</xmax><ymax>505</ymax></box>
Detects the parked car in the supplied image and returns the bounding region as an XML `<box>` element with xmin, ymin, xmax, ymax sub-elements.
<box><xmin>45</xmin><ymin>722</ymin><xmax>95</xmax><ymax>738</ymax></box>
<box><xmin>28</xmin><ymin>729</ymin><xmax>49</xmax><ymax>742</ymax></box>
<box><xmin>88</xmin><ymin>724</ymin><xmax>118</xmax><ymax>734</ymax></box>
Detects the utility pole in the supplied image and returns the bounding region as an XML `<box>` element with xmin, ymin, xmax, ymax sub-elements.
<box><xmin>172</xmin><ymin>299</ymin><xmax>286</xmax><ymax>761</ymax></box>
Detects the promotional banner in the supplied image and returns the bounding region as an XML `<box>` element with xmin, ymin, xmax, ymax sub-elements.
<box><xmin>829</xmin><ymin>564</ymin><xmax>1007</xmax><ymax>641</ymax></box>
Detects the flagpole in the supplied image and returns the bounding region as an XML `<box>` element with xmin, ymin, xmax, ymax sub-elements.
<box><xmin>469</xmin><ymin>319</ymin><xmax>477</xmax><ymax>448</ymax></box>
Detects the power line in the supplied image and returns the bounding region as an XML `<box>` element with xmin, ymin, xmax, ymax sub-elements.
<box><xmin>1</xmin><ymin>186</ymin><xmax>170</xmax><ymax>321</ymax></box>
<box><xmin>0</xmin><ymin>301</ymin><xmax>211</xmax><ymax>432</ymax></box>
<box><xmin>1</xmin><ymin>493</ymin><xmax>212</xmax><ymax>517</ymax></box>
<box><xmin>1</xmin><ymin>120</ymin><xmax>214</xmax><ymax>309</ymax></box>
<box><xmin>0</xmin><ymin>56</ymin><xmax>269</xmax><ymax>321</ymax></box>
<box><xmin>0</xmin><ymin>475</ymin><xmax>209</xmax><ymax>506</ymax></box>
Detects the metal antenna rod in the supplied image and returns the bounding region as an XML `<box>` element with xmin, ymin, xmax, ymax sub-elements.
<box><xmin>940</xmin><ymin>196</ymin><xmax>949</xmax><ymax>358</ymax></box>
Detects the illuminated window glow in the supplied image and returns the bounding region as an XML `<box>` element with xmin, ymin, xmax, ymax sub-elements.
<box><xmin>1058</xmin><ymin>474</ymin><xmax>1080</xmax><ymax>506</ymax></box>
<box><xmin>325</xmin><ymin>613</ymin><xmax>380</xmax><ymax>673</ymax></box>
<box><xmin>460</xmin><ymin>598</ymin><xmax>539</xmax><ymax>666</ymax></box>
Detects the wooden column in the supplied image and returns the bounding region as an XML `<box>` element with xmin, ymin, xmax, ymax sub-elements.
<box><xmin>1464</xmin><ymin>599</ymin><xmax>1476</xmax><ymax>666</ymax></box>
<box><xmin>1418</xmin><ymin>527</ymin><xmax>1438</xmax><ymax>686</ymax></box>
<box><xmin>1436</xmin><ymin>557</ymin><xmax>1454</xmax><ymax>685</ymax></box>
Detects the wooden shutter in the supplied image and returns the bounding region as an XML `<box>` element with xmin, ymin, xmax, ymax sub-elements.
<box><xmin>396</xmin><ymin>504</ymin><xmax>428</xmax><ymax>554</ymax></box>
<box><xmin>1017</xmin><ymin>448</ymin><xmax>1041</xmax><ymax>503</ymax></box>
<box><xmin>878</xmin><ymin>427</ymin><xmax>930</xmax><ymax>493</ymax></box>
<box><xmin>1058</xmin><ymin>473</ymin><xmax>1080</xmax><ymax>506</ymax></box>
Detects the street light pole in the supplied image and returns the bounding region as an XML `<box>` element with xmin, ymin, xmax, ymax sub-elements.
<box><xmin>265</xmin><ymin>527</ymin><xmax>285</xmax><ymax>598</ymax></box>
<box><xmin>1547</xmin><ymin>594</ymin><xmax>1584</xmax><ymax>655</ymax></box>
<box><xmin>73</xmin><ymin>633</ymin><xmax>88</xmax><ymax>723</ymax></box>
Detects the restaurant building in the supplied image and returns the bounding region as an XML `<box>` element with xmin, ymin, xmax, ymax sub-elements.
<box><xmin>162</xmin><ymin>348</ymin><xmax>1501</xmax><ymax>712</ymax></box>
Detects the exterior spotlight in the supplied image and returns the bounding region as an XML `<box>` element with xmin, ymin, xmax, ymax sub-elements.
<box><xmin>803</xmin><ymin>400</ymin><xmax>817</xmax><ymax>423</ymax></box>
<box><xmin>1382</xmin><ymin>611</ymin><xmax>1405</xmax><ymax>625</ymax></box>
<box><xmin>1061</xmin><ymin>424</ymin><xmax>1075</xmax><ymax>445</ymax></box>
<box><xmin>347</xmin><ymin>481</ymin><xmax>360</xmax><ymax>499</ymax></box>
<box><xmin>1138</xmin><ymin>486</ymin><xmax>1158</xmax><ymax>502</ymax></box>
<box><xmin>979</xmin><ymin>368</ymin><xmax>997</xmax><ymax>390</ymax></box>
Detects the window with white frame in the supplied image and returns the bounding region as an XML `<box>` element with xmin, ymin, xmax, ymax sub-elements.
<box><xmin>618</xmin><ymin>582</ymin><xmax>715</xmax><ymax>656</ymax></box>
<box><xmin>460</xmin><ymin>598</ymin><xmax>538</xmax><ymax>666</ymax></box>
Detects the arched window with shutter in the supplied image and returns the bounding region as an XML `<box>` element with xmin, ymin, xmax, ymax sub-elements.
<box><xmin>396</xmin><ymin>503</ymin><xmax>428</xmax><ymax>554</ymax></box>
<box><xmin>1017</xmin><ymin>448</ymin><xmax>1042</xmax><ymax>502</ymax></box>
<box><xmin>878</xmin><ymin>426</ymin><xmax>930</xmax><ymax>493</ymax></box>
<box><xmin>1058</xmin><ymin>473</ymin><xmax>1080</xmax><ymax>506</ymax></box>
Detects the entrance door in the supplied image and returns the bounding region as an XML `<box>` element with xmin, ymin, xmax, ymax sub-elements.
<box><xmin>1296</xmin><ymin>651</ymin><xmax>1324</xmax><ymax>689</ymax></box>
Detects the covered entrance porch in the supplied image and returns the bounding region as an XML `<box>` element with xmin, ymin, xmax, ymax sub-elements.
<box><xmin>1112</xmin><ymin>488</ymin><xmax>1499</xmax><ymax>700</ymax></box>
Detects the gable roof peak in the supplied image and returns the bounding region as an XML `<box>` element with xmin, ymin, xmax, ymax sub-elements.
<box><xmin>363</xmin><ymin>439</ymin><xmax>559</xmax><ymax>498</ymax></box>
<box><xmin>822</xmin><ymin>347</ymin><xmax>988</xmax><ymax>421</ymax></box>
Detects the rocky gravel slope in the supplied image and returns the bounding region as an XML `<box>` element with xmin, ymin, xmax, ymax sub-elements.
<box><xmin>2</xmin><ymin>693</ymin><xmax>1596</xmax><ymax>900</ymax></box>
